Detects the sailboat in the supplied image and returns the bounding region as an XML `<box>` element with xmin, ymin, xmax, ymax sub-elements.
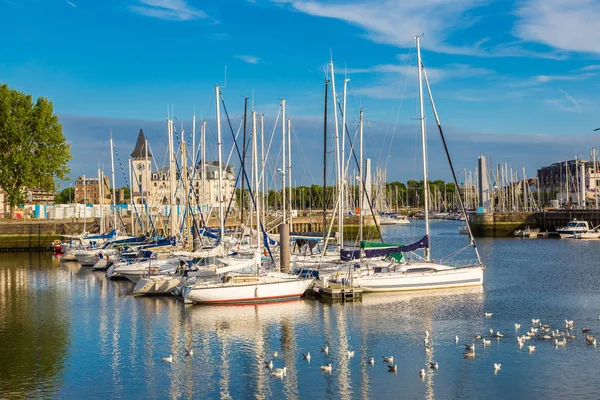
<box><xmin>333</xmin><ymin>36</ymin><xmax>484</xmax><ymax>293</ymax></box>
<box><xmin>181</xmin><ymin>92</ymin><xmax>313</xmax><ymax>305</ymax></box>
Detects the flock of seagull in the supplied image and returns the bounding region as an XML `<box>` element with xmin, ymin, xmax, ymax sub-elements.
<box><xmin>158</xmin><ymin>312</ymin><xmax>599</xmax><ymax>380</ymax></box>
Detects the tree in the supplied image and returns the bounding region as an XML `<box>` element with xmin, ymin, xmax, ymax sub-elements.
<box><xmin>55</xmin><ymin>187</ymin><xmax>74</xmax><ymax>204</ymax></box>
<box><xmin>0</xmin><ymin>84</ymin><xmax>71</xmax><ymax>215</ymax></box>
<box><xmin>120</xmin><ymin>186</ymin><xmax>131</xmax><ymax>201</ymax></box>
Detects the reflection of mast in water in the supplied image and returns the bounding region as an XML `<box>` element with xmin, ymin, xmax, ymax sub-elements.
<box><xmin>280</xmin><ymin>316</ymin><xmax>299</xmax><ymax>400</ymax></box>
<box><xmin>109</xmin><ymin>283</ymin><xmax>123</xmax><ymax>398</ymax></box>
<box><xmin>180</xmin><ymin>308</ymin><xmax>195</xmax><ymax>400</ymax></box>
<box><xmin>359</xmin><ymin>309</ymin><xmax>371</xmax><ymax>399</ymax></box>
<box><xmin>216</xmin><ymin>320</ymin><xmax>232</xmax><ymax>399</ymax></box>
<box><xmin>424</xmin><ymin>337</ymin><xmax>435</xmax><ymax>400</ymax></box>
<box><xmin>322</xmin><ymin>304</ymin><xmax>335</xmax><ymax>399</ymax></box>
<box><xmin>168</xmin><ymin>299</ymin><xmax>185</xmax><ymax>400</ymax></box>
<box><xmin>252</xmin><ymin>306</ymin><xmax>271</xmax><ymax>399</ymax></box>
<box><xmin>335</xmin><ymin>305</ymin><xmax>352</xmax><ymax>399</ymax></box>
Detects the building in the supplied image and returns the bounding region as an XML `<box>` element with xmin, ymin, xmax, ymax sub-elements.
<box><xmin>130</xmin><ymin>129</ymin><xmax>236</xmax><ymax>207</ymax></box>
<box><xmin>537</xmin><ymin>159</ymin><xmax>600</xmax><ymax>207</ymax></box>
<box><xmin>74</xmin><ymin>175</ymin><xmax>112</xmax><ymax>204</ymax></box>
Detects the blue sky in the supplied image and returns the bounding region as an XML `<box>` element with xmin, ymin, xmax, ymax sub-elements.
<box><xmin>1</xmin><ymin>0</ymin><xmax>600</xmax><ymax>189</ymax></box>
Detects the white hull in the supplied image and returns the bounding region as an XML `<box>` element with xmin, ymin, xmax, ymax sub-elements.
<box><xmin>72</xmin><ymin>249</ymin><xmax>118</xmax><ymax>266</ymax></box>
<box><xmin>355</xmin><ymin>264</ymin><xmax>483</xmax><ymax>292</ymax></box>
<box><xmin>133</xmin><ymin>276</ymin><xmax>187</xmax><ymax>296</ymax></box>
<box><xmin>182</xmin><ymin>273</ymin><xmax>313</xmax><ymax>304</ymax></box>
<box><xmin>379</xmin><ymin>216</ymin><xmax>410</xmax><ymax>225</ymax></box>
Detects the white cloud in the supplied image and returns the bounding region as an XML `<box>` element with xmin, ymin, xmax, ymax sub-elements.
<box><xmin>65</xmin><ymin>0</ymin><xmax>76</xmax><ymax>7</ymax></box>
<box><xmin>545</xmin><ymin>88</ymin><xmax>583</xmax><ymax>113</ymax></box>
<box><xmin>130</xmin><ymin>0</ymin><xmax>208</xmax><ymax>21</ymax></box>
<box><xmin>515</xmin><ymin>0</ymin><xmax>600</xmax><ymax>54</ymax></box>
<box><xmin>235</xmin><ymin>55</ymin><xmax>260</xmax><ymax>64</ymax></box>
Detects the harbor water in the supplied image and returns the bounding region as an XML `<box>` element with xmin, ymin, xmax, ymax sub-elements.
<box><xmin>2</xmin><ymin>220</ymin><xmax>600</xmax><ymax>399</ymax></box>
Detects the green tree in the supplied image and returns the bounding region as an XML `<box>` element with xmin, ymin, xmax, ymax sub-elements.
<box><xmin>54</xmin><ymin>187</ymin><xmax>74</xmax><ymax>204</ymax></box>
<box><xmin>0</xmin><ymin>84</ymin><xmax>71</xmax><ymax>215</ymax></box>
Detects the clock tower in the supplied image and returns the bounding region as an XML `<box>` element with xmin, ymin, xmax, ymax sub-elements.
<box><xmin>131</xmin><ymin>128</ymin><xmax>152</xmax><ymax>204</ymax></box>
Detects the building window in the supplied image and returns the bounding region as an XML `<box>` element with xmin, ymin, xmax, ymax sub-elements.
<box><xmin>154</xmin><ymin>182</ymin><xmax>157</xmax><ymax>187</ymax></box>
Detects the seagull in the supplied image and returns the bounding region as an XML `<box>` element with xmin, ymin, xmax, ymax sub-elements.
<box><xmin>425</xmin><ymin>330</ymin><xmax>430</xmax><ymax>339</ymax></box>
<box><xmin>464</xmin><ymin>350</ymin><xmax>476</xmax><ymax>359</ymax></box>
<box><xmin>482</xmin><ymin>338</ymin><xmax>491</xmax><ymax>346</ymax></box>
<box><xmin>347</xmin><ymin>350</ymin><xmax>355</xmax><ymax>358</ymax></box>
<box><xmin>455</xmin><ymin>335</ymin><xmax>459</xmax><ymax>343</ymax></box>
<box><xmin>368</xmin><ymin>357</ymin><xmax>375</xmax><ymax>366</ymax></box>
<box><xmin>489</xmin><ymin>328</ymin><xmax>494</xmax><ymax>335</ymax></box>
<box><xmin>485</xmin><ymin>312</ymin><xmax>493</xmax><ymax>318</ymax></box>
<box><xmin>554</xmin><ymin>338</ymin><xmax>567</xmax><ymax>347</ymax></box>
<box><xmin>321</xmin><ymin>346</ymin><xmax>329</xmax><ymax>355</ymax></box>
<box><xmin>495</xmin><ymin>332</ymin><xmax>504</xmax><ymax>338</ymax></box>
<box><xmin>303</xmin><ymin>352</ymin><xmax>311</xmax><ymax>362</ymax></box>
<box><xmin>273</xmin><ymin>351</ymin><xmax>278</xmax><ymax>358</ymax></box>
<box><xmin>185</xmin><ymin>348</ymin><xmax>194</xmax><ymax>357</ymax></box>
<box><xmin>586</xmin><ymin>335</ymin><xmax>597</xmax><ymax>345</ymax></box>
<box><xmin>583</xmin><ymin>328</ymin><xmax>591</xmax><ymax>333</ymax></box>
<box><xmin>424</xmin><ymin>337</ymin><xmax>429</xmax><ymax>346</ymax></box>
<box><xmin>265</xmin><ymin>360</ymin><xmax>273</xmax><ymax>370</ymax></box>
<box><xmin>272</xmin><ymin>367</ymin><xmax>287</xmax><ymax>379</ymax></box>
<box><xmin>542</xmin><ymin>335</ymin><xmax>552</xmax><ymax>340</ymax></box>
<box><xmin>465</xmin><ymin>344</ymin><xmax>475</xmax><ymax>351</ymax></box>
<box><xmin>382</xmin><ymin>355</ymin><xmax>394</xmax><ymax>363</ymax></box>
<box><xmin>428</xmin><ymin>361</ymin><xmax>439</xmax><ymax>370</ymax></box>
<box><xmin>528</xmin><ymin>345</ymin><xmax>536</xmax><ymax>353</ymax></box>
<box><xmin>494</xmin><ymin>363</ymin><xmax>501</xmax><ymax>372</ymax></box>
<box><xmin>514</xmin><ymin>323</ymin><xmax>521</xmax><ymax>330</ymax></box>
<box><xmin>419</xmin><ymin>368</ymin><xmax>426</xmax><ymax>379</ymax></box>
<box><xmin>475</xmin><ymin>335</ymin><xmax>483</xmax><ymax>341</ymax></box>
<box><xmin>162</xmin><ymin>355</ymin><xmax>173</xmax><ymax>363</ymax></box>
<box><xmin>532</xmin><ymin>318</ymin><xmax>540</xmax><ymax>325</ymax></box>
<box><xmin>425</xmin><ymin>347</ymin><xmax>432</xmax><ymax>354</ymax></box>
<box><xmin>320</xmin><ymin>363</ymin><xmax>332</xmax><ymax>373</ymax></box>
<box><xmin>388</xmin><ymin>364</ymin><xmax>398</xmax><ymax>373</ymax></box>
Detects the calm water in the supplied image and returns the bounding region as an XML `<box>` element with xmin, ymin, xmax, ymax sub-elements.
<box><xmin>2</xmin><ymin>221</ymin><xmax>600</xmax><ymax>399</ymax></box>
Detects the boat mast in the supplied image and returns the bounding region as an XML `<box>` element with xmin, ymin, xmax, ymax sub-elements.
<box><xmin>260</xmin><ymin>114</ymin><xmax>266</xmax><ymax>226</ymax></box>
<box><xmin>323</xmin><ymin>78</ymin><xmax>329</xmax><ymax>244</ymax></box>
<box><xmin>201</xmin><ymin>121</ymin><xmax>206</xmax><ymax>209</ymax></box>
<box><xmin>215</xmin><ymin>86</ymin><xmax>225</xmax><ymax>242</ymax></box>
<box><xmin>167</xmin><ymin>118</ymin><xmax>176</xmax><ymax>238</ymax></box>
<box><xmin>287</xmin><ymin>117</ymin><xmax>292</xmax><ymax>231</ymax></box>
<box><xmin>109</xmin><ymin>134</ymin><xmax>118</xmax><ymax>233</ymax></box>
<box><xmin>98</xmin><ymin>168</ymin><xmax>104</xmax><ymax>233</ymax></box>
<box><xmin>359</xmin><ymin>109</ymin><xmax>364</xmax><ymax>260</ymax></box>
<box><xmin>144</xmin><ymin>138</ymin><xmax>150</xmax><ymax>235</ymax></box>
<box><xmin>253</xmin><ymin>110</ymin><xmax>261</xmax><ymax>253</ymax></box>
<box><xmin>127</xmin><ymin>161</ymin><xmax>133</xmax><ymax>236</ymax></box>
<box><xmin>281</xmin><ymin>99</ymin><xmax>287</xmax><ymax>226</ymax></box>
<box><xmin>341</xmin><ymin>76</ymin><xmax>349</xmax><ymax>243</ymax></box>
<box><xmin>416</xmin><ymin>36</ymin><xmax>431</xmax><ymax>262</ymax></box>
<box><xmin>83</xmin><ymin>174</ymin><xmax>87</xmax><ymax>233</ymax></box>
<box><xmin>330</xmin><ymin>58</ymin><xmax>343</xmax><ymax>248</ymax></box>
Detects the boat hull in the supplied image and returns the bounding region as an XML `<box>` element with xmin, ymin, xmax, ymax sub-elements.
<box><xmin>133</xmin><ymin>276</ymin><xmax>186</xmax><ymax>296</ymax></box>
<box><xmin>182</xmin><ymin>277</ymin><xmax>313</xmax><ymax>305</ymax></box>
<box><xmin>356</xmin><ymin>265</ymin><xmax>483</xmax><ymax>293</ymax></box>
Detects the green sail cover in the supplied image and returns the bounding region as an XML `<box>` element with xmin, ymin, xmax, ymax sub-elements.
<box><xmin>360</xmin><ymin>241</ymin><xmax>403</xmax><ymax>262</ymax></box>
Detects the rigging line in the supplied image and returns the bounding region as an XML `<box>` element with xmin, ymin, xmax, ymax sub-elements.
<box><xmin>335</xmin><ymin>102</ymin><xmax>384</xmax><ymax>242</ymax></box>
<box><xmin>112</xmin><ymin>144</ymin><xmax>147</xmax><ymax>234</ymax></box>
<box><xmin>220</xmin><ymin>94</ymin><xmax>275</xmax><ymax>264</ymax></box>
<box><xmin>289</xmin><ymin>120</ymin><xmax>317</xmax><ymax>186</ymax></box>
<box><xmin>422</xmin><ymin>63</ymin><xmax>483</xmax><ymax>265</ymax></box>
<box><xmin>260</xmin><ymin>107</ymin><xmax>281</xmax><ymax>189</ymax></box>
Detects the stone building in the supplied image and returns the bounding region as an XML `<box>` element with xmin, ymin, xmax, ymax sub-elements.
<box><xmin>74</xmin><ymin>175</ymin><xmax>111</xmax><ymax>204</ymax></box>
<box><xmin>130</xmin><ymin>129</ymin><xmax>236</xmax><ymax>207</ymax></box>
<box><xmin>537</xmin><ymin>159</ymin><xmax>600</xmax><ymax>206</ymax></box>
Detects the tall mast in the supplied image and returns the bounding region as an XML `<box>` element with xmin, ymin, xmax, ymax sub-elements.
<box><xmin>241</xmin><ymin>97</ymin><xmax>248</xmax><ymax>224</ymax></box>
<box><xmin>83</xmin><ymin>174</ymin><xmax>87</xmax><ymax>233</ymax></box>
<box><xmin>109</xmin><ymin>134</ymin><xmax>118</xmax><ymax>233</ymax></box>
<box><xmin>287</xmin><ymin>117</ymin><xmax>292</xmax><ymax>231</ymax></box>
<box><xmin>167</xmin><ymin>118</ymin><xmax>176</xmax><ymax>238</ymax></box>
<box><xmin>330</xmin><ymin>58</ymin><xmax>343</xmax><ymax>248</ymax></box>
<box><xmin>359</xmin><ymin>109</ymin><xmax>364</xmax><ymax>260</ymax></box>
<box><xmin>260</xmin><ymin>114</ymin><xmax>266</xmax><ymax>226</ymax></box>
<box><xmin>341</xmin><ymin>77</ymin><xmax>349</xmax><ymax>241</ymax></box>
<box><xmin>98</xmin><ymin>168</ymin><xmax>104</xmax><ymax>233</ymax></box>
<box><xmin>144</xmin><ymin>139</ymin><xmax>150</xmax><ymax>234</ymax></box>
<box><xmin>182</xmin><ymin>126</ymin><xmax>190</xmax><ymax>248</ymax></box>
<box><xmin>281</xmin><ymin>99</ymin><xmax>287</xmax><ymax>225</ymax></box>
<box><xmin>323</xmin><ymin>78</ymin><xmax>329</xmax><ymax>243</ymax></box>
<box><xmin>416</xmin><ymin>36</ymin><xmax>430</xmax><ymax>262</ymax></box>
<box><xmin>127</xmin><ymin>161</ymin><xmax>133</xmax><ymax>236</ymax></box>
<box><xmin>215</xmin><ymin>86</ymin><xmax>225</xmax><ymax>241</ymax></box>
<box><xmin>201</xmin><ymin>121</ymin><xmax>206</xmax><ymax>208</ymax></box>
<box><xmin>252</xmin><ymin>110</ymin><xmax>261</xmax><ymax>253</ymax></box>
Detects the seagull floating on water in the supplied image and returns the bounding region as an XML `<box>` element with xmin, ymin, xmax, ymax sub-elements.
<box><xmin>428</xmin><ymin>361</ymin><xmax>439</xmax><ymax>370</ymax></box>
<box><xmin>532</xmin><ymin>318</ymin><xmax>540</xmax><ymax>325</ymax></box>
<box><xmin>495</xmin><ymin>332</ymin><xmax>504</xmax><ymax>338</ymax></box>
<box><xmin>528</xmin><ymin>345</ymin><xmax>536</xmax><ymax>353</ymax></box>
<box><xmin>347</xmin><ymin>350</ymin><xmax>355</xmax><ymax>358</ymax></box>
<box><xmin>494</xmin><ymin>363</ymin><xmax>501</xmax><ymax>372</ymax></box>
<box><xmin>303</xmin><ymin>352</ymin><xmax>311</xmax><ymax>362</ymax></box>
<box><xmin>273</xmin><ymin>351</ymin><xmax>278</xmax><ymax>358</ymax></box>
<box><xmin>382</xmin><ymin>355</ymin><xmax>394</xmax><ymax>363</ymax></box>
<box><xmin>162</xmin><ymin>355</ymin><xmax>173</xmax><ymax>363</ymax></box>
<box><xmin>425</xmin><ymin>330</ymin><xmax>430</xmax><ymax>339</ymax></box>
<box><xmin>265</xmin><ymin>360</ymin><xmax>273</xmax><ymax>370</ymax></box>
<box><xmin>554</xmin><ymin>338</ymin><xmax>567</xmax><ymax>347</ymax></box>
<box><xmin>388</xmin><ymin>364</ymin><xmax>398</xmax><ymax>373</ymax></box>
<box><xmin>321</xmin><ymin>346</ymin><xmax>329</xmax><ymax>355</ymax></box>
<box><xmin>185</xmin><ymin>348</ymin><xmax>194</xmax><ymax>357</ymax></box>
<box><xmin>272</xmin><ymin>367</ymin><xmax>287</xmax><ymax>379</ymax></box>
<box><xmin>489</xmin><ymin>328</ymin><xmax>494</xmax><ymax>335</ymax></box>
<box><xmin>475</xmin><ymin>335</ymin><xmax>483</xmax><ymax>341</ymax></box>
<box><xmin>320</xmin><ymin>363</ymin><xmax>332</xmax><ymax>373</ymax></box>
<box><xmin>368</xmin><ymin>357</ymin><xmax>375</xmax><ymax>366</ymax></box>
<box><xmin>465</xmin><ymin>344</ymin><xmax>475</xmax><ymax>351</ymax></box>
<box><xmin>583</xmin><ymin>328</ymin><xmax>591</xmax><ymax>333</ymax></box>
<box><xmin>485</xmin><ymin>312</ymin><xmax>493</xmax><ymax>318</ymax></box>
<box><xmin>419</xmin><ymin>368</ymin><xmax>426</xmax><ymax>379</ymax></box>
<box><xmin>482</xmin><ymin>339</ymin><xmax>491</xmax><ymax>346</ymax></box>
<box><xmin>455</xmin><ymin>335</ymin><xmax>459</xmax><ymax>343</ymax></box>
<box><xmin>515</xmin><ymin>323</ymin><xmax>521</xmax><ymax>330</ymax></box>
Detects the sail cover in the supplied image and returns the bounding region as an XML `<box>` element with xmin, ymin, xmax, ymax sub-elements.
<box><xmin>340</xmin><ymin>235</ymin><xmax>429</xmax><ymax>261</ymax></box>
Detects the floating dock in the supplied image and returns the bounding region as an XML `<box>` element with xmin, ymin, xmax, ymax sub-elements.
<box><xmin>319</xmin><ymin>285</ymin><xmax>363</xmax><ymax>303</ymax></box>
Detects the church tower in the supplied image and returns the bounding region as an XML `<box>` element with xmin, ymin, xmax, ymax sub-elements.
<box><xmin>131</xmin><ymin>129</ymin><xmax>152</xmax><ymax>204</ymax></box>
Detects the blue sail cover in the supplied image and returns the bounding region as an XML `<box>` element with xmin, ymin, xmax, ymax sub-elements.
<box><xmin>199</xmin><ymin>228</ymin><xmax>219</xmax><ymax>240</ymax></box>
<box><xmin>340</xmin><ymin>235</ymin><xmax>429</xmax><ymax>261</ymax></box>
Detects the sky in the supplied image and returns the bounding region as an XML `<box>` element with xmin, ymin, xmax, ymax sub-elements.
<box><xmin>1</xmin><ymin>0</ymin><xmax>600</xmax><ymax>190</ymax></box>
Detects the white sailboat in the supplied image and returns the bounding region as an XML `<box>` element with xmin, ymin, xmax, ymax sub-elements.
<box><xmin>334</xmin><ymin>36</ymin><xmax>484</xmax><ymax>293</ymax></box>
<box><xmin>182</xmin><ymin>91</ymin><xmax>313</xmax><ymax>305</ymax></box>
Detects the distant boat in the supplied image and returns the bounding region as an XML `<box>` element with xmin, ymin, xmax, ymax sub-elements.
<box><xmin>556</xmin><ymin>220</ymin><xmax>594</xmax><ymax>239</ymax></box>
<box><xmin>379</xmin><ymin>213</ymin><xmax>410</xmax><ymax>225</ymax></box>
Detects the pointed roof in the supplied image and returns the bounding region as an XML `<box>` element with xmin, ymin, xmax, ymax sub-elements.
<box><xmin>131</xmin><ymin>129</ymin><xmax>152</xmax><ymax>159</ymax></box>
